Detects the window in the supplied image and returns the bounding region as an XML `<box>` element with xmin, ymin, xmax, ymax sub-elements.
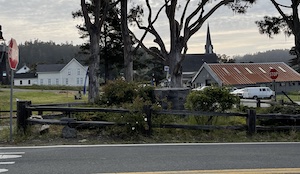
<box><xmin>66</xmin><ymin>78</ymin><xmax>68</xmax><ymax>85</ymax></box>
<box><xmin>77</xmin><ymin>69</ymin><xmax>80</xmax><ymax>75</ymax></box>
<box><xmin>68</xmin><ymin>69</ymin><xmax>71</xmax><ymax>75</ymax></box>
<box><xmin>77</xmin><ymin>78</ymin><xmax>80</xmax><ymax>85</ymax></box>
<box><xmin>48</xmin><ymin>79</ymin><xmax>51</xmax><ymax>85</ymax></box>
<box><xmin>56</xmin><ymin>78</ymin><xmax>59</xmax><ymax>85</ymax></box>
<box><xmin>80</xmin><ymin>78</ymin><xmax>83</xmax><ymax>85</ymax></box>
<box><xmin>40</xmin><ymin>79</ymin><xmax>43</xmax><ymax>85</ymax></box>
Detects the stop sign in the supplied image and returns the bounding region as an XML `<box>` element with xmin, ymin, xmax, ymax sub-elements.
<box><xmin>8</xmin><ymin>38</ymin><xmax>19</xmax><ymax>70</ymax></box>
<box><xmin>269</xmin><ymin>68</ymin><xmax>278</xmax><ymax>80</ymax></box>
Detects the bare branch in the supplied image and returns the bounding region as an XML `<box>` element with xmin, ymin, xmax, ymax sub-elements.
<box><xmin>179</xmin><ymin>0</ymin><xmax>191</xmax><ymax>30</ymax></box>
<box><xmin>129</xmin><ymin>30</ymin><xmax>166</xmax><ymax>61</ymax></box>
<box><xmin>189</xmin><ymin>0</ymin><xmax>233</xmax><ymax>36</ymax></box>
<box><xmin>81</xmin><ymin>0</ymin><xmax>92</xmax><ymax>34</ymax></box>
<box><xmin>270</xmin><ymin>0</ymin><xmax>294</xmax><ymax>30</ymax></box>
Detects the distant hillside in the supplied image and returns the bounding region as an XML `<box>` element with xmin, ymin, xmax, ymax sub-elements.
<box><xmin>233</xmin><ymin>49</ymin><xmax>293</xmax><ymax>65</ymax></box>
<box><xmin>18</xmin><ymin>40</ymin><xmax>87</xmax><ymax>70</ymax></box>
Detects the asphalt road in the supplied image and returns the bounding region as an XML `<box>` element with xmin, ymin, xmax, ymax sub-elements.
<box><xmin>1</xmin><ymin>142</ymin><xmax>300</xmax><ymax>174</ymax></box>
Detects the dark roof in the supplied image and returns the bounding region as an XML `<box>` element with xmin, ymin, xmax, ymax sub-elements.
<box><xmin>182</xmin><ymin>53</ymin><xmax>218</xmax><ymax>72</ymax></box>
<box><xmin>36</xmin><ymin>64</ymin><xmax>65</xmax><ymax>73</ymax></box>
<box><xmin>205</xmin><ymin>62</ymin><xmax>300</xmax><ymax>85</ymax></box>
<box><xmin>14</xmin><ymin>73</ymin><xmax>37</xmax><ymax>79</ymax></box>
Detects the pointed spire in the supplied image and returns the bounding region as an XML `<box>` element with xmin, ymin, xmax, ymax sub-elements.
<box><xmin>205</xmin><ymin>24</ymin><xmax>213</xmax><ymax>54</ymax></box>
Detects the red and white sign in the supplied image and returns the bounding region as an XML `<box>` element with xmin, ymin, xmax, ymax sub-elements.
<box><xmin>8</xmin><ymin>38</ymin><xmax>19</xmax><ymax>70</ymax></box>
<box><xmin>269</xmin><ymin>68</ymin><xmax>278</xmax><ymax>80</ymax></box>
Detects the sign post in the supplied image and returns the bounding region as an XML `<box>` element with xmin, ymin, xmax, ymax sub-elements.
<box><xmin>269</xmin><ymin>68</ymin><xmax>278</xmax><ymax>101</ymax></box>
<box><xmin>8</xmin><ymin>38</ymin><xmax>19</xmax><ymax>142</ymax></box>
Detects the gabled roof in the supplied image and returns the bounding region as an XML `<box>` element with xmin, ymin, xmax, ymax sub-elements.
<box><xmin>36</xmin><ymin>64</ymin><xmax>65</xmax><ymax>73</ymax></box>
<box><xmin>182</xmin><ymin>53</ymin><xmax>218</xmax><ymax>72</ymax></box>
<box><xmin>14</xmin><ymin>73</ymin><xmax>37</xmax><ymax>79</ymax></box>
<box><xmin>60</xmin><ymin>58</ymin><xmax>87</xmax><ymax>72</ymax></box>
<box><xmin>193</xmin><ymin>62</ymin><xmax>300</xmax><ymax>85</ymax></box>
<box><xmin>36</xmin><ymin>58</ymin><xmax>86</xmax><ymax>73</ymax></box>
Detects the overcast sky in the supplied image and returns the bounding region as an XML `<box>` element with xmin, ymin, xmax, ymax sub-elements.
<box><xmin>0</xmin><ymin>0</ymin><xmax>294</xmax><ymax>57</ymax></box>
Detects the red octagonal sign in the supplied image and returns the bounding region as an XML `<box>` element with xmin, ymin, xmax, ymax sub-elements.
<box><xmin>269</xmin><ymin>68</ymin><xmax>278</xmax><ymax>80</ymax></box>
<box><xmin>8</xmin><ymin>38</ymin><xmax>19</xmax><ymax>70</ymax></box>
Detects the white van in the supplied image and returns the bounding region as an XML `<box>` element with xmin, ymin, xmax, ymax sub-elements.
<box><xmin>230</xmin><ymin>87</ymin><xmax>275</xmax><ymax>99</ymax></box>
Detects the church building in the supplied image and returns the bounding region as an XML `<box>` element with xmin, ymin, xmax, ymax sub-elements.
<box><xmin>181</xmin><ymin>24</ymin><xmax>218</xmax><ymax>87</ymax></box>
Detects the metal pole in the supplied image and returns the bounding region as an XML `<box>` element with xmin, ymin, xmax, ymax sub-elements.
<box><xmin>9</xmin><ymin>69</ymin><xmax>13</xmax><ymax>142</ymax></box>
<box><xmin>273</xmin><ymin>79</ymin><xmax>276</xmax><ymax>101</ymax></box>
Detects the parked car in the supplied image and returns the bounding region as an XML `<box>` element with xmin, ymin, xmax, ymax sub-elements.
<box><xmin>192</xmin><ymin>86</ymin><xmax>210</xmax><ymax>91</ymax></box>
<box><xmin>230</xmin><ymin>87</ymin><xmax>275</xmax><ymax>99</ymax></box>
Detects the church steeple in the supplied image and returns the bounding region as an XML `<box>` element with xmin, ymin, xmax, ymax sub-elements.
<box><xmin>205</xmin><ymin>24</ymin><xmax>213</xmax><ymax>54</ymax></box>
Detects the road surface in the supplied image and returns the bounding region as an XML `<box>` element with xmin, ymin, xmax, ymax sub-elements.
<box><xmin>1</xmin><ymin>142</ymin><xmax>300</xmax><ymax>173</ymax></box>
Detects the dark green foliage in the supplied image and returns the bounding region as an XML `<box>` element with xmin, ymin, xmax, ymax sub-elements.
<box><xmin>100</xmin><ymin>79</ymin><xmax>155</xmax><ymax>106</ymax></box>
<box><xmin>255</xmin><ymin>16</ymin><xmax>292</xmax><ymax>38</ymax></box>
<box><xmin>136</xmin><ymin>85</ymin><xmax>155</xmax><ymax>103</ymax></box>
<box><xmin>260</xmin><ymin>105</ymin><xmax>300</xmax><ymax>115</ymax></box>
<box><xmin>185</xmin><ymin>86</ymin><xmax>240</xmax><ymax>112</ymax></box>
<box><xmin>18</xmin><ymin>40</ymin><xmax>87</xmax><ymax>70</ymax></box>
<box><xmin>101</xmin><ymin>79</ymin><xmax>138</xmax><ymax>105</ymax></box>
<box><xmin>258</xmin><ymin>105</ymin><xmax>300</xmax><ymax>126</ymax></box>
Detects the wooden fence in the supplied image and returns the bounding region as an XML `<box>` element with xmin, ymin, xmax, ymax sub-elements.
<box><xmin>15</xmin><ymin>101</ymin><xmax>300</xmax><ymax>136</ymax></box>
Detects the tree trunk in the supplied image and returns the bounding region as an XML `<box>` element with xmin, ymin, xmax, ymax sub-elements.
<box><xmin>88</xmin><ymin>32</ymin><xmax>100</xmax><ymax>103</ymax></box>
<box><xmin>169</xmin><ymin>51</ymin><xmax>183</xmax><ymax>88</ymax></box>
<box><xmin>121</xmin><ymin>0</ymin><xmax>133</xmax><ymax>82</ymax></box>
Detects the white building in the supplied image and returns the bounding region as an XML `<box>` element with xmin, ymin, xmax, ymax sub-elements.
<box><xmin>36</xmin><ymin>58</ymin><xmax>89</xmax><ymax>86</ymax></box>
<box><xmin>16</xmin><ymin>65</ymin><xmax>30</xmax><ymax>74</ymax></box>
<box><xmin>14</xmin><ymin>73</ymin><xmax>38</xmax><ymax>86</ymax></box>
<box><xmin>14</xmin><ymin>58</ymin><xmax>89</xmax><ymax>87</ymax></box>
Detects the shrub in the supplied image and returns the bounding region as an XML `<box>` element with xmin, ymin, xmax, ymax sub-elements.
<box><xmin>100</xmin><ymin>79</ymin><xmax>155</xmax><ymax>106</ymax></box>
<box><xmin>100</xmin><ymin>79</ymin><xmax>138</xmax><ymax>105</ymax></box>
<box><xmin>185</xmin><ymin>86</ymin><xmax>240</xmax><ymax>112</ymax></box>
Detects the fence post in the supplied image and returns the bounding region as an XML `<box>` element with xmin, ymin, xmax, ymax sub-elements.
<box><xmin>17</xmin><ymin>100</ymin><xmax>32</xmax><ymax>133</ymax></box>
<box><xmin>256</xmin><ymin>99</ymin><xmax>261</xmax><ymax>108</ymax></box>
<box><xmin>247</xmin><ymin>109</ymin><xmax>256</xmax><ymax>136</ymax></box>
<box><xmin>143</xmin><ymin>105</ymin><xmax>152</xmax><ymax>136</ymax></box>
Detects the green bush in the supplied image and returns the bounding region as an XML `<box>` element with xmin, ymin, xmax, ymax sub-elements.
<box><xmin>185</xmin><ymin>86</ymin><xmax>240</xmax><ymax>112</ymax></box>
<box><xmin>100</xmin><ymin>79</ymin><xmax>138</xmax><ymax>105</ymax></box>
<box><xmin>100</xmin><ymin>79</ymin><xmax>155</xmax><ymax>106</ymax></box>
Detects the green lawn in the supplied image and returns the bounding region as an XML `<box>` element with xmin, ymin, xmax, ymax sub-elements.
<box><xmin>0</xmin><ymin>89</ymin><xmax>88</xmax><ymax>111</ymax></box>
<box><xmin>276</xmin><ymin>94</ymin><xmax>300</xmax><ymax>103</ymax></box>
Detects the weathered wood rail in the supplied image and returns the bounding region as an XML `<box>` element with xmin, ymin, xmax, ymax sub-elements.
<box><xmin>16</xmin><ymin>101</ymin><xmax>300</xmax><ymax>136</ymax></box>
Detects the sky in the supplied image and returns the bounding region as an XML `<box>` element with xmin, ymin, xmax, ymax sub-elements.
<box><xmin>0</xmin><ymin>0</ymin><xmax>294</xmax><ymax>57</ymax></box>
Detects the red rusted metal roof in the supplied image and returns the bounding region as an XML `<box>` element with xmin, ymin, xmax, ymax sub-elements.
<box><xmin>207</xmin><ymin>62</ymin><xmax>300</xmax><ymax>85</ymax></box>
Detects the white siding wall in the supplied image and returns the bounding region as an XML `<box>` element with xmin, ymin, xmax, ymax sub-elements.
<box><xmin>38</xmin><ymin>72</ymin><xmax>61</xmax><ymax>85</ymax></box>
<box><xmin>14</xmin><ymin>78</ymin><xmax>38</xmax><ymax>86</ymax></box>
<box><xmin>60</xmin><ymin>61</ymin><xmax>88</xmax><ymax>86</ymax></box>
<box><xmin>37</xmin><ymin>59</ymin><xmax>89</xmax><ymax>86</ymax></box>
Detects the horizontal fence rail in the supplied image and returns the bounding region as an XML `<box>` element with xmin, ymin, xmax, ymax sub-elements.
<box><xmin>14</xmin><ymin>101</ymin><xmax>300</xmax><ymax>136</ymax></box>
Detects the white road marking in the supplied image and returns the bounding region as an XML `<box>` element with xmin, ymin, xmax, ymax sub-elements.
<box><xmin>0</xmin><ymin>169</ymin><xmax>8</xmax><ymax>173</ymax></box>
<box><xmin>0</xmin><ymin>162</ymin><xmax>15</xmax><ymax>165</ymax></box>
<box><xmin>0</xmin><ymin>155</ymin><xmax>22</xmax><ymax>159</ymax></box>
<box><xmin>1</xmin><ymin>142</ymin><xmax>300</xmax><ymax>149</ymax></box>
<box><xmin>0</xmin><ymin>152</ymin><xmax>25</xmax><ymax>155</ymax></box>
<box><xmin>0</xmin><ymin>152</ymin><xmax>24</xmax><ymax>173</ymax></box>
